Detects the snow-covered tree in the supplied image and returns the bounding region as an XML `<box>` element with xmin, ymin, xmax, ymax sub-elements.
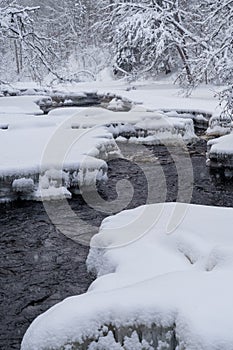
<box><xmin>0</xmin><ymin>2</ymin><xmax>59</xmax><ymax>81</ymax></box>
<box><xmin>101</xmin><ymin>0</ymin><xmax>233</xmax><ymax>87</ymax></box>
<box><xmin>104</xmin><ymin>1</ymin><xmax>200</xmax><ymax>82</ymax></box>
<box><xmin>1</xmin><ymin>0</ymin><xmax>232</xmax><ymax>88</ymax></box>
<box><xmin>0</xmin><ymin>3</ymin><xmax>38</xmax><ymax>77</ymax></box>
<box><xmin>22</xmin><ymin>0</ymin><xmax>109</xmax><ymax>82</ymax></box>
<box><xmin>190</xmin><ymin>0</ymin><xmax>233</xmax><ymax>86</ymax></box>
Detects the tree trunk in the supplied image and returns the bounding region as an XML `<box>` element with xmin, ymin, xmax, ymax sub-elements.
<box><xmin>176</xmin><ymin>45</ymin><xmax>193</xmax><ymax>84</ymax></box>
<box><xmin>173</xmin><ymin>10</ymin><xmax>193</xmax><ymax>84</ymax></box>
<box><xmin>19</xmin><ymin>42</ymin><xmax>23</xmax><ymax>72</ymax></box>
<box><xmin>14</xmin><ymin>40</ymin><xmax>20</xmax><ymax>75</ymax></box>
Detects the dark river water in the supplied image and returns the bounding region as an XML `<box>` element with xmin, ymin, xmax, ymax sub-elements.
<box><xmin>1</xmin><ymin>139</ymin><xmax>233</xmax><ymax>350</ymax></box>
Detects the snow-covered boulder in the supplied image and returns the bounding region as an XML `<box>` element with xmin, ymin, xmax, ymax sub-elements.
<box><xmin>12</xmin><ymin>178</ymin><xmax>34</xmax><ymax>193</ymax></box>
<box><xmin>206</xmin><ymin>113</ymin><xmax>232</xmax><ymax>137</ymax></box>
<box><xmin>207</xmin><ymin>133</ymin><xmax>233</xmax><ymax>173</ymax></box>
<box><xmin>21</xmin><ymin>203</ymin><xmax>233</xmax><ymax>350</ymax></box>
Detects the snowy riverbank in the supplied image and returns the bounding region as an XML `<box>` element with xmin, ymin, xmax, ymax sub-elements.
<box><xmin>0</xmin><ymin>85</ymin><xmax>201</xmax><ymax>202</ymax></box>
<box><xmin>21</xmin><ymin>202</ymin><xmax>233</xmax><ymax>350</ymax></box>
<box><xmin>0</xmin><ymin>79</ymin><xmax>226</xmax><ymax>202</ymax></box>
<box><xmin>1</xmin><ymin>80</ymin><xmax>231</xmax><ymax>349</ymax></box>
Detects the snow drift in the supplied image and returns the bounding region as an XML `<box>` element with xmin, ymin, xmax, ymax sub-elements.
<box><xmin>21</xmin><ymin>202</ymin><xmax>233</xmax><ymax>350</ymax></box>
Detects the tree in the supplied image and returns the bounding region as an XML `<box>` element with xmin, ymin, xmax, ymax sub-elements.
<box><xmin>1</xmin><ymin>0</ymin><xmax>232</xmax><ymax>89</ymax></box>
<box><xmin>18</xmin><ymin>0</ymin><xmax>109</xmax><ymax>82</ymax></box>
<box><xmin>101</xmin><ymin>0</ymin><xmax>233</xmax><ymax>87</ymax></box>
<box><xmin>190</xmin><ymin>0</ymin><xmax>233</xmax><ymax>86</ymax></box>
<box><xmin>103</xmin><ymin>1</ymin><xmax>201</xmax><ymax>83</ymax></box>
<box><xmin>0</xmin><ymin>4</ymin><xmax>39</xmax><ymax>76</ymax></box>
<box><xmin>0</xmin><ymin>2</ymin><xmax>61</xmax><ymax>82</ymax></box>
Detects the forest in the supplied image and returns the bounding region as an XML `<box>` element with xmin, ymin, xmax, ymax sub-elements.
<box><xmin>0</xmin><ymin>0</ymin><xmax>232</xmax><ymax>90</ymax></box>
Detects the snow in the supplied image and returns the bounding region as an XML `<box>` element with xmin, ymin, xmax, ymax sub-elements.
<box><xmin>0</xmin><ymin>91</ymin><xmax>198</xmax><ymax>202</ymax></box>
<box><xmin>0</xmin><ymin>125</ymin><xmax>109</xmax><ymax>175</ymax></box>
<box><xmin>107</xmin><ymin>97</ymin><xmax>127</xmax><ymax>111</ymax></box>
<box><xmin>1</xmin><ymin>79</ymin><xmax>231</xmax><ymax>203</ymax></box>
<box><xmin>21</xmin><ymin>202</ymin><xmax>233</xmax><ymax>350</ymax></box>
<box><xmin>0</xmin><ymin>95</ymin><xmax>44</xmax><ymax>115</ymax></box>
<box><xmin>53</xmin><ymin>79</ymin><xmax>221</xmax><ymax>116</ymax></box>
<box><xmin>207</xmin><ymin>133</ymin><xmax>233</xmax><ymax>171</ymax></box>
<box><xmin>206</xmin><ymin>112</ymin><xmax>232</xmax><ymax>137</ymax></box>
<box><xmin>1</xmin><ymin>81</ymin><xmax>229</xmax><ymax>197</ymax></box>
<box><xmin>208</xmin><ymin>133</ymin><xmax>233</xmax><ymax>155</ymax></box>
<box><xmin>33</xmin><ymin>186</ymin><xmax>72</xmax><ymax>201</ymax></box>
<box><xmin>206</xmin><ymin>110</ymin><xmax>233</xmax><ymax>170</ymax></box>
<box><xmin>12</xmin><ymin>178</ymin><xmax>34</xmax><ymax>193</ymax></box>
<box><xmin>206</xmin><ymin>124</ymin><xmax>231</xmax><ymax>137</ymax></box>
<box><xmin>0</xmin><ymin>96</ymin><xmax>118</xmax><ymax>201</ymax></box>
<box><xmin>1</xmin><ymin>80</ymin><xmax>230</xmax><ymax>347</ymax></box>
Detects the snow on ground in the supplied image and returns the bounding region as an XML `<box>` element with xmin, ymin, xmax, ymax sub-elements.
<box><xmin>34</xmin><ymin>78</ymin><xmax>233</xmax><ymax>175</ymax></box>
<box><xmin>51</xmin><ymin>77</ymin><xmax>222</xmax><ymax>116</ymax></box>
<box><xmin>206</xmin><ymin>117</ymin><xmax>232</xmax><ymax>137</ymax></box>
<box><xmin>3</xmin><ymin>79</ymin><xmax>231</xmax><ymax>348</ymax></box>
<box><xmin>2</xmin><ymin>79</ymin><xmax>231</xmax><ymax>197</ymax></box>
<box><xmin>0</xmin><ymin>96</ymin><xmax>119</xmax><ymax>201</ymax></box>
<box><xmin>9</xmin><ymin>77</ymin><xmax>223</xmax><ymax>116</ymax></box>
<box><xmin>0</xmin><ymin>95</ymin><xmax>44</xmax><ymax>115</ymax></box>
<box><xmin>0</xmin><ymin>91</ymin><xmax>197</xmax><ymax>201</ymax></box>
<box><xmin>21</xmin><ymin>202</ymin><xmax>233</xmax><ymax>350</ymax></box>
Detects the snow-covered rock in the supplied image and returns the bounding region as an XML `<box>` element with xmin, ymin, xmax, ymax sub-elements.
<box><xmin>206</xmin><ymin>113</ymin><xmax>232</xmax><ymax>137</ymax></box>
<box><xmin>165</xmin><ymin>110</ymin><xmax>210</xmax><ymax>131</ymax></box>
<box><xmin>21</xmin><ymin>202</ymin><xmax>233</xmax><ymax>350</ymax></box>
<box><xmin>107</xmin><ymin>97</ymin><xmax>131</xmax><ymax>111</ymax></box>
<box><xmin>207</xmin><ymin>133</ymin><xmax>233</xmax><ymax>173</ymax></box>
<box><xmin>12</xmin><ymin>178</ymin><xmax>34</xmax><ymax>193</ymax></box>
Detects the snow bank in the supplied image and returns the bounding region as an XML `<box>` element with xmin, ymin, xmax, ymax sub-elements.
<box><xmin>207</xmin><ymin>133</ymin><xmax>233</xmax><ymax>156</ymax></box>
<box><xmin>0</xmin><ymin>96</ymin><xmax>197</xmax><ymax>202</ymax></box>
<box><xmin>0</xmin><ymin>95</ymin><xmax>44</xmax><ymax>115</ymax></box>
<box><xmin>207</xmin><ymin>133</ymin><xmax>233</xmax><ymax>172</ymax></box>
<box><xmin>0</xmin><ymin>124</ymin><xmax>115</xmax><ymax>202</ymax></box>
<box><xmin>1</xmin><ymin>82</ymin><xmax>222</xmax><ymax>202</ymax></box>
<box><xmin>54</xmin><ymin>80</ymin><xmax>221</xmax><ymax>116</ymax></box>
<box><xmin>44</xmin><ymin>79</ymin><xmax>225</xmax><ymax>135</ymax></box>
<box><xmin>21</xmin><ymin>203</ymin><xmax>233</xmax><ymax>350</ymax></box>
<box><xmin>48</xmin><ymin>105</ymin><xmax>197</xmax><ymax>144</ymax></box>
<box><xmin>165</xmin><ymin>110</ymin><xmax>210</xmax><ymax>130</ymax></box>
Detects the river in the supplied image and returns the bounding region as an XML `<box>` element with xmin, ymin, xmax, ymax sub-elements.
<box><xmin>0</xmin><ymin>138</ymin><xmax>233</xmax><ymax>349</ymax></box>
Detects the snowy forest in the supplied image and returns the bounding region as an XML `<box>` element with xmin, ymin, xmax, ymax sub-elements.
<box><xmin>0</xmin><ymin>0</ymin><xmax>233</xmax><ymax>88</ymax></box>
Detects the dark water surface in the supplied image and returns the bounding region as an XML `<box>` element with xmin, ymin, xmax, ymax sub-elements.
<box><xmin>1</xmin><ymin>139</ymin><xmax>233</xmax><ymax>350</ymax></box>
<box><xmin>0</xmin><ymin>201</ymin><xmax>95</xmax><ymax>350</ymax></box>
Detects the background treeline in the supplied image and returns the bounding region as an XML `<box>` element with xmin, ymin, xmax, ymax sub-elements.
<box><xmin>0</xmin><ymin>0</ymin><xmax>232</xmax><ymax>88</ymax></box>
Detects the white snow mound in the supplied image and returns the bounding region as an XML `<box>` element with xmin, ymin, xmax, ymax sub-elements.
<box><xmin>21</xmin><ymin>202</ymin><xmax>233</xmax><ymax>350</ymax></box>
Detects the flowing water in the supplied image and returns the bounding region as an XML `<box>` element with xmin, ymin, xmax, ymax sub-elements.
<box><xmin>1</xmin><ymin>139</ymin><xmax>233</xmax><ymax>350</ymax></box>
